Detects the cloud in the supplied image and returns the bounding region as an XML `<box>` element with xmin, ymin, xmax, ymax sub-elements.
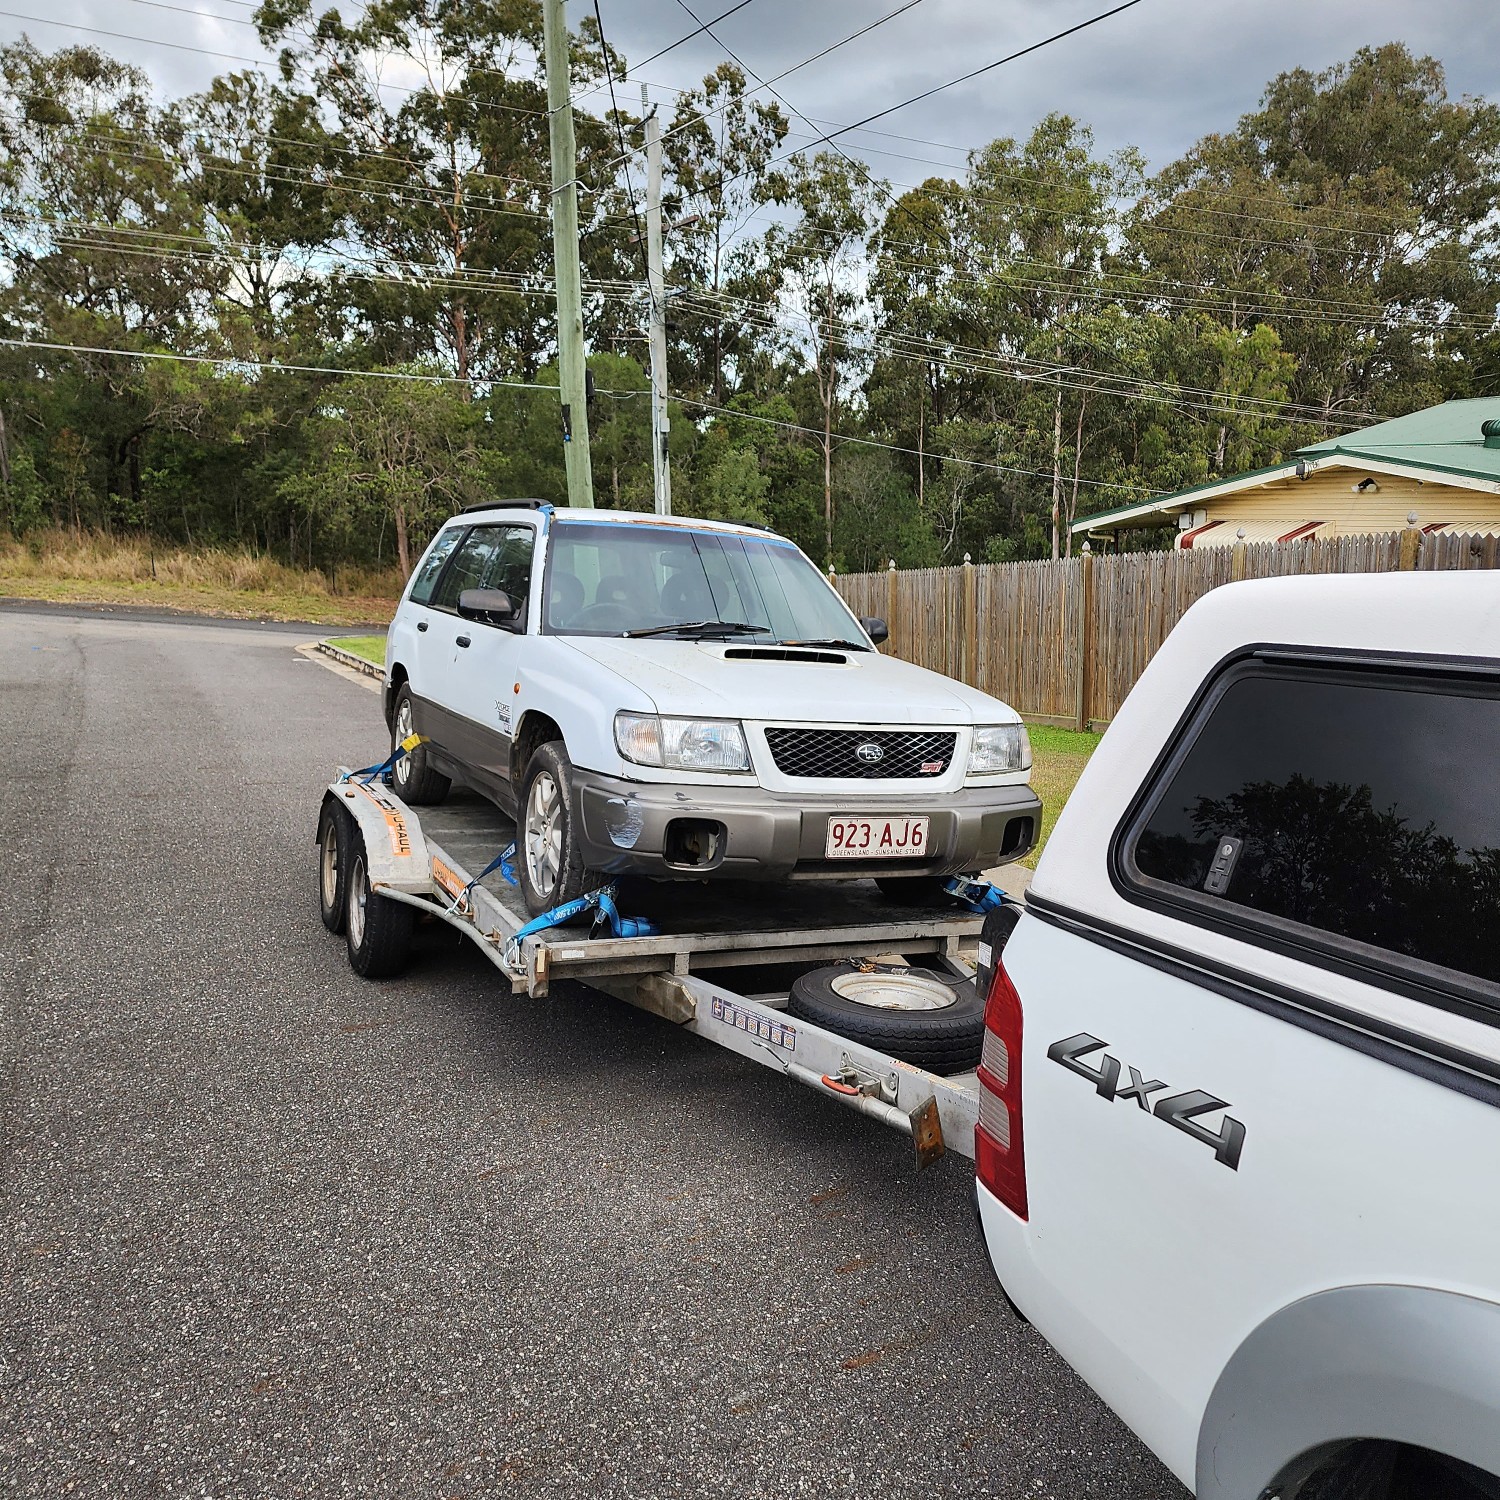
<box><xmin>10</xmin><ymin>0</ymin><xmax>1499</xmax><ymax>176</ymax></box>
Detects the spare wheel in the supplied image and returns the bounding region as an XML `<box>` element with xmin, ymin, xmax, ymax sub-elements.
<box><xmin>786</xmin><ymin>961</ymin><xmax>984</xmax><ymax>1074</ymax></box>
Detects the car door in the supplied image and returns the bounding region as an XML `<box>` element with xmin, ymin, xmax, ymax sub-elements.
<box><xmin>389</xmin><ymin>523</ymin><xmax>466</xmax><ymax>716</ymax></box>
<box><xmin>426</xmin><ymin>522</ymin><xmax>536</xmax><ymax>795</ymax></box>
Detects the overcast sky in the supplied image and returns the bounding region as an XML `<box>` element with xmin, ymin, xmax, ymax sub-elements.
<box><xmin>17</xmin><ymin>0</ymin><xmax>1500</xmax><ymax>177</ymax></box>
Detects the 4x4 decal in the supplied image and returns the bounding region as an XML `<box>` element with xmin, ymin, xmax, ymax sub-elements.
<box><xmin>1047</xmin><ymin>1033</ymin><xmax>1246</xmax><ymax>1170</ymax></box>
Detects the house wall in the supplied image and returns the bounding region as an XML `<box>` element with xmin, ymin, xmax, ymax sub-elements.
<box><xmin>1200</xmin><ymin>466</ymin><xmax>1500</xmax><ymax>533</ymax></box>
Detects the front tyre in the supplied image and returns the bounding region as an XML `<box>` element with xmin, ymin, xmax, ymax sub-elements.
<box><xmin>390</xmin><ymin>684</ymin><xmax>450</xmax><ymax>805</ymax></box>
<box><xmin>345</xmin><ymin>829</ymin><xmax>415</xmax><ymax>978</ymax></box>
<box><xmin>516</xmin><ymin>741</ymin><xmax>606</xmax><ymax>918</ymax></box>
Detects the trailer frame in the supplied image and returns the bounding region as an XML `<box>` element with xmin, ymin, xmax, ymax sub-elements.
<box><xmin>322</xmin><ymin>774</ymin><xmax>991</xmax><ymax>1167</ymax></box>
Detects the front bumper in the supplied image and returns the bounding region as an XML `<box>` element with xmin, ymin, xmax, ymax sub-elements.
<box><xmin>574</xmin><ymin>770</ymin><xmax>1041</xmax><ymax>880</ymax></box>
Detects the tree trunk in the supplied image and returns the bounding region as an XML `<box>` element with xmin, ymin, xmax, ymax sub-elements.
<box><xmin>823</xmin><ymin>279</ymin><xmax>836</xmax><ymax>565</ymax></box>
<box><xmin>394</xmin><ymin>498</ymin><xmax>412</xmax><ymax>579</ymax></box>
<box><xmin>917</xmin><ymin>369</ymin><xmax>925</xmax><ymax>512</ymax></box>
<box><xmin>1050</xmin><ymin>382</ymin><xmax>1064</xmax><ymax>562</ymax></box>
<box><xmin>1066</xmin><ymin>401</ymin><xmax>1086</xmax><ymax>559</ymax></box>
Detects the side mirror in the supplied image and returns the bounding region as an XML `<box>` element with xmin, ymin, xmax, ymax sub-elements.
<box><xmin>860</xmin><ymin>615</ymin><xmax>889</xmax><ymax>646</ymax></box>
<box><xmin>457</xmin><ymin>587</ymin><xmax>520</xmax><ymax>629</ymax></box>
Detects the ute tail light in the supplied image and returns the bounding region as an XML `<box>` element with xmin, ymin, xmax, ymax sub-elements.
<box><xmin>975</xmin><ymin>958</ymin><xmax>1027</xmax><ymax>1220</ymax></box>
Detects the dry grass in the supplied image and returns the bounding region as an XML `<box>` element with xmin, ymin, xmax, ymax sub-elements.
<box><xmin>0</xmin><ymin>530</ymin><xmax>402</xmax><ymax>627</ymax></box>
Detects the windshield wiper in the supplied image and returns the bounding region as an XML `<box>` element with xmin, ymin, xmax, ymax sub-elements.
<box><xmin>625</xmin><ymin>619</ymin><xmax>769</xmax><ymax>639</ymax></box>
<box><xmin>778</xmin><ymin>637</ymin><xmax>873</xmax><ymax>652</ymax></box>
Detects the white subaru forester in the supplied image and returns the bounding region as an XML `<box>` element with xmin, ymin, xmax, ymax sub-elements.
<box><xmin>383</xmin><ymin>502</ymin><xmax>1039</xmax><ymax>916</ymax></box>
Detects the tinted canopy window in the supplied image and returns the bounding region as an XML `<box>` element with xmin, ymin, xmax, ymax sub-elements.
<box><xmin>1132</xmin><ymin>665</ymin><xmax>1500</xmax><ymax>987</ymax></box>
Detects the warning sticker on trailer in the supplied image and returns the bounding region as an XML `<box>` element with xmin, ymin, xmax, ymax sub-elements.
<box><xmin>711</xmin><ymin>997</ymin><xmax>796</xmax><ymax>1052</ymax></box>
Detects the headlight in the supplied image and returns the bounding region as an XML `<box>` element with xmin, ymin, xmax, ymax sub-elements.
<box><xmin>615</xmin><ymin>712</ymin><xmax>751</xmax><ymax>773</ymax></box>
<box><xmin>967</xmin><ymin>724</ymin><xmax>1031</xmax><ymax>775</ymax></box>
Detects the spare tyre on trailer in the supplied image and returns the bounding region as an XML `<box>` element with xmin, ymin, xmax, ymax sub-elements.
<box><xmin>787</xmin><ymin>962</ymin><xmax>986</xmax><ymax>1074</ymax></box>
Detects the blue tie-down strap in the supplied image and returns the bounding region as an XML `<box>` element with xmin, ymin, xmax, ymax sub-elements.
<box><xmin>503</xmin><ymin>881</ymin><xmax>659</xmax><ymax>966</ymax></box>
<box><xmin>341</xmin><ymin>732</ymin><xmax>428</xmax><ymax>786</ymax></box>
<box><xmin>444</xmin><ymin>842</ymin><xmax>517</xmax><ymax>916</ymax></box>
<box><xmin>943</xmin><ymin>875</ymin><xmax>1011</xmax><ymax>913</ymax></box>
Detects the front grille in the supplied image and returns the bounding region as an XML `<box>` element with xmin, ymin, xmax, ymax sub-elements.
<box><xmin>763</xmin><ymin>727</ymin><xmax>956</xmax><ymax>780</ymax></box>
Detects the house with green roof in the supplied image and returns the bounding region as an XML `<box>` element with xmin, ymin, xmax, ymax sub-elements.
<box><xmin>1073</xmin><ymin>398</ymin><xmax>1500</xmax><ymax>549</ymax></box>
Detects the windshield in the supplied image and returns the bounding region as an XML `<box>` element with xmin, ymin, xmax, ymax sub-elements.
<box><xmin>542</xmin><ymin>521</ymin><xmax>866</xmax><ymax>643</ymax></box>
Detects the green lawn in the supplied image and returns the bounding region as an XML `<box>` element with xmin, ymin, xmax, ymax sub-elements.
<box><xmin>327</xmin><ymin>634</ymin><xmax>387</xmax><ymax>666</ymax></box>
<box><xmin>321</xmin><ymin>628</ymin><xmax>1100</xmax><ymax>859</ymax></box>
<box><xmin>1025</xmin><ymin>724</ymin><xmax>1102</xmax><ymax>865</ymax></box>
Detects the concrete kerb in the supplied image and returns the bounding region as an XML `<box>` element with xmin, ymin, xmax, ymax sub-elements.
<box><xmin>298</xmin><ymin>640</ymin><xmax>382</xmax><ymax>695</ymax></box>
<box><xmin>315</xmin><ymin>639</ymin><xmax>384</xmax><ymax>680</ymax></box>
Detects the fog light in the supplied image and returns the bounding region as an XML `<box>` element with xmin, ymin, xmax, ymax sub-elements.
<box><xmin>664</xmin><ymin>818</ymin><xmax>726</xmax><ymax>869</ymax></box>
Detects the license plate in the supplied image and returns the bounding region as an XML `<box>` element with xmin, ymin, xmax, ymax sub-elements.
<box><xmin>825</xmin><ymin>816</ymin><xmax>929</xmax><ymax>860</ymax></box>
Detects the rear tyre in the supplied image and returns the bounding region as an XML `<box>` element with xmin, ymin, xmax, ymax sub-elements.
<box><xmin>875</xmin><ymin>875</ymin><xmax>956</xmax><ymax>906</ymax></box>
<box><xmin>345</xmin><ymin>830</ymin><xmax>415</xmax><ymax>978</ymax></box>
<box><xmin>787</xmin><ymin>961</ymin><xmax>985</xmax><ymax>1074</ymax></box>
<box><xmin>317</xmin><ymin>799</ymin><xmax>351</xmax><ymax>934</ymax></box>
<box><xmin>390</xmin><ymin>684</ymin><xmax>450</xmax><ymax>805</ymax></box>
<box><xmin>516</xmin><ymin>741</ymin><xmax>606</xmax><ymax>918</ymax></box>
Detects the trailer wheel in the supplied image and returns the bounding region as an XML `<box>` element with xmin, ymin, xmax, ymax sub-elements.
<box><xmin>516</xmin><ymin>741</ymin><xmax>606</xmax><ymax>918</ymax></box>
<box><xmin>787</xmin><ymin>962</ymin><xmax>985</xmax><ymax>1074</ymax></box>
<box><xmin>390</xmin><ymin>685</ymin><xmax>450</xmax><ymax>805</ymax></box>
<box><xmin>317</xmin><ymin>798</ymin><xmax>352</xmax><ymax>934</ymax></box>
<box><xmin>345</xmin><ymin>831</ymin><xmax>415</xmax><ymax>978</ymax></box>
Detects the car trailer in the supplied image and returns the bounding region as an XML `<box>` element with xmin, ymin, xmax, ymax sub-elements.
<box><xmin>317</xmin><ymin>772</ymin><xmax>1008</xmax><ymax>1168</ymax></box>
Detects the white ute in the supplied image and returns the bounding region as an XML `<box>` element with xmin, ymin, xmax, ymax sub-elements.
<box><xmin>974</xmin><ymin>571</ymin><xmax>1500</xmax><ymax>1500</ymax></box>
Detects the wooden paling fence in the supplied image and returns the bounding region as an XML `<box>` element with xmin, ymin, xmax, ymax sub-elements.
<box><xmin>833</xmin><ymin>528</ymin><xmax>1499</xmax><ymax>730</ymax></box>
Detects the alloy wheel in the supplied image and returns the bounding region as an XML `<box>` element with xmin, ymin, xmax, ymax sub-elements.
<box><xmin>524</xmin><ymin>770</ymin><xmax>563</xmax><ymax>897</ymax></box>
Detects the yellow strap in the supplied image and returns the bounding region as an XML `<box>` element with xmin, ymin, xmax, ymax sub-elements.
<box><xmin>399</xmin><ymin>732</ymin><xmax>428</xmax><ymax>753</ymax></box>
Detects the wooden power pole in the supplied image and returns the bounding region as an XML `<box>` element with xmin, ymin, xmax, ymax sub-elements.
<box><xmin>642</xmin><ymin>86</ymin><xmax>671</xmax><ymax>515</ymax></box>
<box><xmin>542</xmin><ymin>0</ymin><xmax>594</xmax><ymax>507</ymax></box>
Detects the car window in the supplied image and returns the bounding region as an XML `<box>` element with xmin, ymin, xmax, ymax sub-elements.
<box><xmin>429</xmin><ymin>526</ymin><xmax>510</xmax><ymax>613</ymax></box>
<box><xmin>407</xmin><ymin>526</ymin><xmax>465</xmax><ymax>606</ymax></box>
<box><xmin>477</xmin><ymin>526</ymin><xmax>534</xmax><ymax>623</ymax></box>
<box><xmin>1129</xmin><ymin>662</ymin><xmax>1500</xmax><ymax>990</ymax></box>
<box><xmin>542</xmin><ymin>520</ymin><xmax>859</xmax><ymax>641</ymax></box>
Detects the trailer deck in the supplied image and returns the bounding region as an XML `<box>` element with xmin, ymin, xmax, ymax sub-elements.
<box><xmin>324</xmin><ymin>774</ymin><xmax>999</xmax><ymax>1165</ymax></box>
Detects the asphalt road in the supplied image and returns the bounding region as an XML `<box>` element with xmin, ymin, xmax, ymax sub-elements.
<box><xmin>1</xmin><ymin>605</ymin><xmax>1185</xmax><ymax>1500</ymax></box>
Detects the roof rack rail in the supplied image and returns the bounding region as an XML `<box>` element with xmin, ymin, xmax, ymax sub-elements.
<box><xmin>460</xmin><ymin>498</ymin><xmax>553</xmax><ymax>514</ymax></box>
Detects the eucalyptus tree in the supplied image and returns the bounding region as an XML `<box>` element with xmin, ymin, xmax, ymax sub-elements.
<box><xmin>253</xmin><ymin>0</ymin><xmax>632</xmax><ymax>384</ymax></box>
<box><xmin>661</xmin><ymin>62</ymin><xmax>789</xmax><ymax>404</ymax></box>
<box><xmin>765</xmin><ymin>150</ymin><xmax>884</xmax><ymax>563</ymax></box>
<box><xmin>1128</xmin><ymin>44</ymin><xmax>1500</xmax><ymax>432</ymax></box>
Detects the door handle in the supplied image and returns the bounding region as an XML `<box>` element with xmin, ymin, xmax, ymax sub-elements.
<box><xmin>417</xmin><ymin>621</ymin><xmax>428</xmax><ymax>632</ymax></box>
<box><xmin>456</xmin><ymin>635</ymin><xmax>471</xmax><ymax>648</ymax></box>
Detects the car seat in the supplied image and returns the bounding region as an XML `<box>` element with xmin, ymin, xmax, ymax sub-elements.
<box><xmin>660</xmin><ymin>570</ymin><xmax>714</xmax><ymax>621</ymax></box>
<box><xmin>549</xmin><ymin>571</ymin><xmax>585</xmax><ymax>628</ymax></box>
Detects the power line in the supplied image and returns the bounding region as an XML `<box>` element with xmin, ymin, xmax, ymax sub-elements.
<box><xmin>120</xmin><ymin>0</ymin><xmax>258</xmax><ymax>28</ymax></box>
<box><xmin>792</xmin><ymin>0</ymin><xmax>1145</xmax><ymax>156</ymax></box>
<box><xmin>641</xmin><ymin>0</ymin><xmax>928</xmax><ymax>165</ymax></box>
<box><xmin>591</xmin><ymin>0</ymin><xmax>650</xmax><ymax>283</ymax></box>
<box><xmin>574</xmin><ymin>0</ymin><xmax>758</xmax><ymax>105</ymax></box>
<box><xmin>672</xmin><ymin>391</ymin><xmax>1163</xmax><ymax>494</ymax></box>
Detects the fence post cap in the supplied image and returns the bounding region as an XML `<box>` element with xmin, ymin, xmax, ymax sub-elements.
<box><xmin>887</xmin><ymin>557</ymin><xmax>897</xmax><ymax>571</ymax></box>
<box><xmin>1407</xmin><ymin>511</ymin><xmax>1419</xmax><ymax>526</ymax></box>
<box><xmin>962</xmin><ymin>552</ymin><xmax>972</xmax><ymax>565</ymax></box>
<box><xmin>1236</xmin><ymin>527</ymin><xmax>1246</xmax><ymax>540</ymax></box>
<box><xmin>1080</xmin><ymin>541</ymin><xmax>1091</xmax><ymax>555</ymax></box>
